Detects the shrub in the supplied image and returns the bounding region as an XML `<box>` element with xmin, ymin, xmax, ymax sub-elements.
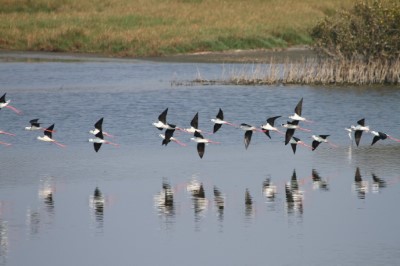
<box><xmin>311</xmin><ymin>0</ymin><xmax>400</xmax><ymax>62</ymax></box>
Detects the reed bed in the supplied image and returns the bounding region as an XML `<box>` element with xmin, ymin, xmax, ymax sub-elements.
<box><xmin>188</xmin><ymin>58</ymin><xmax>400</xmax><ymax>86</ymax></box>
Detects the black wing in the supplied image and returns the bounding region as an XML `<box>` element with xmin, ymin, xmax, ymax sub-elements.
<box><xmin>244</xmin><ymin>130</ymin><xmax>253</xmax><ymax>149</ymax></box>
<box><xmin>197</xmin><ymin>143</ymin><xmax>205</xmax><ymax>158</ymax></box>
<box><xmin>94</xmin><ymin>117</ymin><xmax>104</xmax><ymax>131</ymax></box>
<box><xmin>354</xmin><ymin>130</ymin><xmax>363</xmax><ymax>146</ymax></box>
<box><xmin>264</xmin><ymin>130</ymin><xmax>271</xmax><ymax>139</ymax></box>
<box><xmin>190</xmin><ymin>112</ymin><xmax>199</xmax><ymax>129</ymax></box>
<box><xmin>44</xmin><ymin>124</ymin><xmax>54</xmax><ymax>138</ymax></box>
<box><xmin>194</xmin><ymin>131</ymin><xmax>204</xmax><ymax>139</ymax></box>
<box><xmin>319</xmin><ymin>135</ymin><xmax>330</xmax><ymax>139</ymax></box>
<box><xmin>94</xmin><ymin>143</ymin><xmax>102</xmax><ymax>152</ymax></box>
<box><xmin>285</xmin><ymin>128</ymin><xmax>295</xmax><ymax>145</ymax></box>
<box><xmin>312</xmin><ymin>140</ymin><xmax>320</xmax><ymax>151</ymax></box>
<box><xmin>290</xmin><ymin>143</ymin><xmax>297</xmax><ymax>154</ymax></box>
<box><xmin>371</xmin><ymin>136</ymin><xmax>380</xmax><ymax>146</ymax></box>
<box><xmin>164</xmin><ymin>128</ymin><xmax>175</xmax><ymax>141</ymax></box>
<box><xmin>158</xmin><ymin>108</ymin><xmax>168</xmax><ymax>124</ymax></box>
<box><xmin>30</xmin><ymin>118</ymin><xmax>41</xmax><ymax>127</ymax></box>
<box><xmin>357</xmin><ymin>118</ymin><xmax>365</xmax><ymax>126</ymax></box>
<box><xmin>0</xmin><ymin>93</ymin><xmax>6</xmax><ymax>104</ymax></box>
<box><xmin>216</xmin><ymin>108</ymin><xmax>224</xmax><ymax>120</ymax></box>
<box><xmin>95</xmin><ymin>131</ymin><xmax>104</xmax><ymax>140</ymax></box>
<box><xmin>213</xmin><ymin>123</ymin><xmax>222</xmax><ymax>134</ymax></box>
<box><xmin>294</xmin><ymin>98</ymin><xmax>303</xmax><ymax>116</ymax></box>
<box><xmin>266</xmin><ymin>116</ymin><xmax>281</xmax><ymax>127</ymax></box>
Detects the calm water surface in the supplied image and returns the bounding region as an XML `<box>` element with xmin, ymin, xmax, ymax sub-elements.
<box><xmin>0</xmin><ymin>55</ymin><xmax>400</xmax><ymax>265</ymax></box>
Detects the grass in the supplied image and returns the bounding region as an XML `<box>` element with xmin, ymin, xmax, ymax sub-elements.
<box><xmin>184</xmin><ymin>58</ymin><xmax>400</xmax><ymax>86</ymax></box>
<box><xmin>0</xmin><ymin>0</ymin><xmax>355</xmax><ymax>57</ymax></box>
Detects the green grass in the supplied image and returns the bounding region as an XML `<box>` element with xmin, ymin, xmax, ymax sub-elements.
<box><xmin>0</xmin><ymin>0</ymin><xmax>355</xmax><ymax>57</ymax></box>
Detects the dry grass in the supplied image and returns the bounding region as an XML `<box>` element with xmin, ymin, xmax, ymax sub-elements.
<box><xmin>0</xmin><ymin>0</ymin><xmax>355</xmax><ymax>56</ymax></box>
<box><xmin>186</xmin><ymin>57</ymin><xmax>400</xmax><ymax>86</ymax></box>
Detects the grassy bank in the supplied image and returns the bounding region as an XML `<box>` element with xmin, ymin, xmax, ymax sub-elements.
<box><xmin>0</xmin><ymin>0</ymin><xmax>354</xmax><ymax>57</ymax></box>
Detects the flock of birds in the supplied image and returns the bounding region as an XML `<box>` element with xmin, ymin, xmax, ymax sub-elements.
<box><xmin>152</xmin><ymin>97</ymin><xmax>400</xmax><ymax>158</ymax></box>
<box><xmin>1</xmin><ymin>92</ymin><xmax>400</xmax><ymax>156</ymax></box>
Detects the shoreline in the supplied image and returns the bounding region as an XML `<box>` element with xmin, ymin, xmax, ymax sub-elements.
<box><xmin>0</xmin><ymin>46</ymin><xmax>317</xmax><ymax>63</ymax></box>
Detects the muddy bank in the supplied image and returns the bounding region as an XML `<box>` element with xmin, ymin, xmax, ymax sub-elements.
<box><xmin>0</xmin><ymin>46</ymin><xmax>317</xmax><ymax>63</ymax></box>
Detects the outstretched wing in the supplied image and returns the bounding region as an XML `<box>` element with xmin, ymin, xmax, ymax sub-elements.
<box><xmin>266</xmin><ymin>116</ymin><xmax>281</xmax><ymax>127</ymax></box>
<box><xmin>94</xmin><ymin>117</ymin><xmax>104</xmax><ymax>131</ymax></box>
<box><xmin>244</xmin><ymin>131</ymin><xmax>253</xmax><ymax>149</ymax></box>
<box><xmin>44</xmin><ymin>124</ymin><xmax>54</xmax><ymax>139</ymax></box>
<box><xmin>190</xmin><ymin>112</ymin><xmax>199</xmax><ymax>129</ymax></box>
<box><xmin>158</xmin><ymin>108</ymin><xmax>168</xmax><ymax>124</ymax></box>
<box><xmin>294</xmin><ymin>98</ymin><xmax>303</xmax><ymax>116</ymax></box>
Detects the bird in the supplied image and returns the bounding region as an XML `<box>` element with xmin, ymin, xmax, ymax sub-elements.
<box><xmin>190</xmin><ymin>131</ymin><xmax>219</xmax><ymax>158</ymax></box>
<box><xmin>282</xmin><ymin>120</ymin><xmax>311</xmax><ymax>145</ymax></box>
<box><xmin>370</xmin><ymin>131</ymin><xmax>400</xmax><ymax>145</ymax></box>
<box><xmin>283</xmin><ymin>120</ymin><xmax>299</xmax><ymax>145</ymax></box>
<box><xmin>311</xmin><ymin>135</ymin><xmax>337</xmax><ymax>151</ymax></box>
<box><xmin>159</xmin><ymin>133</ymin><xmax>186</xmax><ymax>146</ymax></box>
<box><xmin>350</xmin><ymin>118</ymin><xmax>370</xmax><ymax>146</ymax></box>
<box><xmin>210</xmin><ymin>108</ymin><xmax>236</xmax><ymax>133</ymax></box>
<box><xmin>89</xmin><ymin>117</ymin><xmax>113</xmax><ymax>138</ymax></box>
<box><xmin>0</xmin><ymin>93</ymin><xmax>22</xmax><ymax>114</ymax></box>
<box><xmin>153</xmin><ymin>108</ymin><xmax>176</xmax><ymax>130</ymax></box>
<box><xmin>184</xmin><ymin>112</ymin><xmax>209</xmax><ymax>134</ymax></box>
<box><xmin>37</xmin><ymin>124</ymin><xmax>66</xmax><ymax>148</ymax></box>
<box><xmin>289</xmin><ymin>98</ymin><xmax>312</xmax><ymax>123</ymax></box>
<box><xmin>261</xmin><ymin>116</ymin><xmax>284</xmax><ymax>139</ymax></box>
<box><xmin>289</xmin><ymin>136</ymin><xmax>312</xmax><ymax>154</ymax></box>
<box><xmin>161</xmin><ymin>128</ymin><xmax>176</xmax><ymax>146</ymax></box>
<box><xmin>239</xmin><ymin>123</ymin><xmax>263</xmax><ymax>149</ymax></box>
<box><xmin>25</xmin><ymin>119</ymin><xmax>43</xmax><ymax>131</ymax></box>
<box><xmin>88</xmin><ymin>131</ymin><xmax>119</xmax><ymax>152</ymax></box>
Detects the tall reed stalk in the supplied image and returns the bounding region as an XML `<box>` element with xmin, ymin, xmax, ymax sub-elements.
<box><xmin>189</xmin><ymin>57</ymin><xmax>400</xmax><ymax>86</ymax></box>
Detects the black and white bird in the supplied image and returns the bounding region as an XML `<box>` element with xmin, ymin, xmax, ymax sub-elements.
<box><xmin>88</xmin><ymin>131</ymin><xmax>119</xmax><ymax>152</ymax></box>
<box><xmin>370</xmin><ymin>131</ymin><xmax>400</xmax><ymax>145</ymax></box>
<box><xmin>25</xmin><ymin>119</ymin><xmax>43</xmax><ymax>131</ymax></box>
<box><xmin>0</xmin><ymin>93</ymin><xmax>22</xmax><ymax>114</ymax></box>
<box><xmin>239</xmin><ymin>123</ymin><xmax>263</xmax><ymax>149</ymax></box>
<box><xmin>311</xmin><ymin>135</ymin><xmax>337</xmax><ymax>151</ymax></box>
<box><xmin>289</xmin><ymin>136</ymin><xmax>312</xmax><ymax>154</ymax></box>
<box><xmin>159</xmin><ymin>133</ymin><xmax>186</xmax><ymax>146</ymax></box>
<box><xmin>211</xmin><ymin>108</ymin><xmax>236</xmax><ymax>134</ymax></box>
<box><xmin>37</xmin><ymin>124</ymin><xmax>66</xmax><ymax>148</ymax></box>
<box><xmin>90</xmin><ymin>117</ymin><xmax>113</xmax><ymax>138</ymax></box>
<box><xmin>153</xmin><ymin>108</ymin><xmax>176</xmax><ymax>130</ymax></box>
<box><xmin>184</xmin><ymin>112</ymin><xmax>209</xmax><ymax>134</ymax></box>
<box><xmin>350</xmin><ymin>118</ymin><xmax>370</xmax><ymax>146</ymax></box>
<box><xmin>190</xmin><ymin>131</ymin><xmax>219</xmax><ymax>158</ymax></box>
<box><xmin>261</xmin><ymin>116</ymin><xmax>283</xmax><ymax>139</ymax></box>
<box><xmin>288</xmin><ymin>98</ymin><xmax>312</xmax><ymax>123</ymax></box>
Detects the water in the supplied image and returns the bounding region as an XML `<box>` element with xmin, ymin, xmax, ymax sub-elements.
<box><xmin>0</xmin><ymin>54</ymin><xmax>400</xmax><ymax>265</ymax></box>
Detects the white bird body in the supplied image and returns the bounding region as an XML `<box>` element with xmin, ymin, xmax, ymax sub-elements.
<box><xmin>351</xmin><ymin>124</ymin><xmax>369</xmax><ymax>132</ymax></box>
<box><xmin>25</xmin><ymin>126</ymin><xmax>42</xmax><ymax>131</ymax></box>
<box><xmin>0</xmin><ymin>99</ymin><xmax>10</xmax><ymax>109</ymax></box>
<box><xmin>311</xmin><ymin>135</ymin><xmax>328</xmax><ymax>143</ymax></box>
<box><xmin>37</xmin><ymin>135</ymin><xmax>54</xmax><ymax>142</ymax></box>
<box><xmin>289</xmin><ymin>113</ymin><xmax>307</xmax><ymax>121</ymax></box>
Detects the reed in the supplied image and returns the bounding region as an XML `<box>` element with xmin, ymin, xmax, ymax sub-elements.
<box><xmin>187</xmin><ymin>57</ymin><xmax>400</xmax><ymax>86</ymax></box>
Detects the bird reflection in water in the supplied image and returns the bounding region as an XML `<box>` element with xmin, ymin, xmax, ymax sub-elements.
<box><xmin>187</xmin><ymin>179</ymin><xmax>208</xmax><ymax>227</ymax></box>
<box><xmin>371</xmin><ymin>173</ymin><xmax>386</xmax><ymax>193</ymax></box>
<box><xmin>0</xmin><ymin>219</ymin><xmax>8</xmax><ymax>265</ymax></box>
<box><xmin>262</xmin><ymin>177</ymin><xmax>277</xmax><ymax>201</ymax></box>
<box><xmin>285</xmin><ymin>170</ymin><xmax>304</xmax><ymax>215</ymax></box>
<box><xmin>353</xmin><ymin>167</ymin><xmax>368</xmax><ymax>199</ymax></box>
<box><xmin>213</xmin><ymin>186</ymin><xmax>224</xmax><ymax>223</ymax></box>
<box><xmin>89</xmin><ymin>187</ymin><xmax>105</xmax><ymax>230</ymax></box>
<box><xmin>38</xmin><ymin>176</ymin><xmax>56</xmax><ymax>217</ymax></box>
<box><xmin>154</xmin><ymin>181</ymin><xmax>175</xmax><ymax>217</ymax></box>
<box><xmin>311</xmin><ymin>169</ymin><xmax>329</xmax><ymax>191</ymax></box>
<box><xmin>245</xmin><ymin>188</ymin><xmax>255</xmax><ymax>219</ymax></box>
